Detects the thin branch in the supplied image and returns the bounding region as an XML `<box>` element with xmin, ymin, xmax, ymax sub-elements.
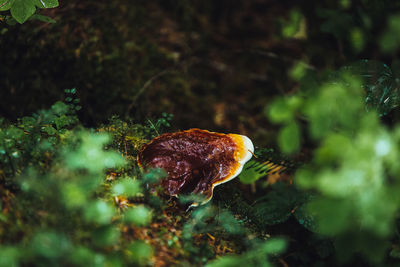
<box><xmin>233</xmin><ymin>48</ymin><xmax>316</xmax><ymax>70</ymax></box>
<box><xmin>0</xmin><ymin>1</ymin><xmax>9</xmax><ymax>8</ymax></box>
<box><xmin>125</xmin><ymin>69</ymin><xmax>171</xmax><ymax>117</ymax></box>
<box><xmin>147</xmin><ymin>119</ymin><xmax>160</xmax><ymax>136</ymax></box>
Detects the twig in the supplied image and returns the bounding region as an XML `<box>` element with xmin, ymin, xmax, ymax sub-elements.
<box><xmin>125</xmin><ymin>69</ymin><xmax>171</xmax><ymax>116</ymax></box>
<box><xmin>0</xmin><ymin>1</ymin><xmax>9</xmax><ymax>8</ymax></box>
<box><xmin>233</xmin><ymin>48</ymin><xmax>316</xmax><ymax>70</ymax></box>
<box><xmin>279</xmin><ymin>258</ymin><xmax>289</xmax><ymax>267</ymax></box>
<box><xmin>147</xmin><ymin>119</ymin><xmax>160</xmax><ymax>136</ymax></box>
<box><xmin>125</xmin><ymin>57</ymin><xmax>200</xmax><ymax>117</ymax></box>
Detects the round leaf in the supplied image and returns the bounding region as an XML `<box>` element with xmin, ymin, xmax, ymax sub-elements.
<box><xmin>10</xmin><ymin>0</ymin><xmax>36</xmax><ymax>24</ymax></box>
<box><xmin>278</xmin><ymin>121</ymin><xmax>301</xmax><ymax>154</ymax></box>
<box><xmin>0</xmin><ymin>0</ymin><xmax>14</xmax><ymax>11</ymax></box>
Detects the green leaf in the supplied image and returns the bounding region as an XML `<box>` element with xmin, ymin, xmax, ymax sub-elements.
<box><xmin>308</xmin><ymin>198</ymin><xmax>353</xmax><ymax>236</ymax></box>
<box><xmin>278</xmin><ymin>121</ymin><xmax>301</xmax><ymax>154</ymax></box>
<box><xmin>335</xmin><ymin>60</ymin><xmax>399</xmax><ymax>116</ymax></box>
<box><xmin>380</xmin><ymin>15</ymin><xmax>400</xmax><ymax>53</ymax></box>
<box><xmin>5</xmin><ymin>15</ymin><xmax>17</xmax><ymax>25</ymax></box>
<box><xmin>0</xmin><ymin>0</ymin><xmax>14</xmax><ymax>11</ymax></box>
<box><xmin>10</xmin><ymin>0</ymin><xmax>36</xmax><ymax>24</ymax></box>
<box><xmin>70</xmin><ymin>246</ymin><xmax>96</xmax><ymax>266</ymax></box>
<box><xmin>239</xmin><ymin>160</ymin><xmax>269</xmax><ymax>184</ymax></box>
<box><xmin>207</xmin><ymin>238</ymin><xmax>286</xmax><ymax>267</ymax></box>
<box><xmin>29</xmin><ymin>14</ymin><xmax>56</xmax><ymax>23</ymax></box>
<box><xmin>0</xmin><ymin>246</ymin><xmax>19</xmax><ymax>267</ymax></box>
<box><xmin>62</xmin><ymin>183</ymin><xmax>87</xmax><ymax>209</ymax></box>
<box><xmin>51</xmin><ymin>101</ymin><xmax>69</xmax><ymax>115</ymax></box>
<box><xmin>262</xmin><ymin>238</ymin><xmax>287</xmax><ymax>254</ymax></box>
<box><xmin>33</xmin><ymin>0</ymin><xmax>58</xmax><ymax>8</ymax></box>
<box><xmin>350</xmin><ymin>27</ymin><xmax>365</xmax><ymax>53</ymax></box>
<box><xmin>124</xmin><ymin>206</ymin><xmax>152</xmax><ymax>226</ymax></box>
<box><xmin>293</xmin><ymin>203</ymin><xmax>317</xmax><ymax>232</ymax></box>
<box><xmin>267</xmin><ymin>96</ymin><xmax>301</xmax><ymax>124</ymax></box>
<box><xmin>281</xmin><ymin>9</ymin><xmax>305</xmax><ymax>39</ymax></box>
<box><xmin>112</xmin><ymin>178</ymin><xmax>141</xmax><ymax>197</ymax></box>
<box><xmin>6</xmin><ymin>126</ymin><xmax>24</xmax><ymax>140</ymax></box>
<box><xmin>42</xmin><ymin>125</ymin><xmax>57</xmax><ymax>135</ymax></box>
<box><xmin>66</xmin><ymin>132</ymin><xmax>125</xmax><ymax>174</ymax></box>
<box><xmin>253</xmin><ymin>192</ymin><xmax>292</xmax><ymax>225</ymax></box>
<box><xmin>92</xmin><ymin>226</ymin><xmax>120</xmax><ymax>247</ymax></box>
<box><xmin>252</xmin><ymin>183</ymin><xmax>310</xmax><ymax>227</ymax></box>
<box><xmin>84</xmin><ymin>200</ymin><xmax>115</xmax><ymax>225</ymax></box>
<box><xmin>21</xmin><ymin>116</ymin><xmax>36</xmax><ymax>128</ymax></box>
<box><xmin>206</xmin><ymin>255</ymin><xmax>241</xmax><ymax>267</ymax></box>
<box><xmin>54</xmin><ymin>115</ymin><xmax>68</xmax><ymax>129</ymax></box>
<box><xmin>126</xmin><ymin>241</ymin><xmax>153</xmax><ymax>266</ymax></box>
<box><xmin>31</xmin><ymin>231</ymin><xmax>71</xmax><ymax>259</ymax></box>
<box><xmin>217</xmin><ymin>210</ymin><xmax>243</xmax><ymax>234</ymax></box>
<box><xmin>289</xmin><ymin>61</ymin><xmax>308</xmax><ymax>81</ymax></box>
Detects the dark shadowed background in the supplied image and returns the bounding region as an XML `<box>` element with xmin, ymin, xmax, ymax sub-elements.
<box><xmin>2</xmin><ymin>0</ymin><xmax>398</xmax><ymax>147</ymax></box>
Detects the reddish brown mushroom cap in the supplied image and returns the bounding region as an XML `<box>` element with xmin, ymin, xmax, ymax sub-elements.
<box><xmin>138</xmin><ymin>129</ymin><xmax>254</xmax><ymax>205</ymax></box>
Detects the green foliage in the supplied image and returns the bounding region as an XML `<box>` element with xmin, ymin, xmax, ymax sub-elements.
<box><xmin>252</xmin><ymin>183</ymin><xmax>310</xmax><ymax>226</ymax></box>
<box><xmin>267</xmin><ymin>96</ymin><xmax>303</xmax><ymax>154</ymax></box>
<box><xmin>239</xmin><ymin>160</ymin><xmax>269</xmax><ymax>184</ymax></box>
<box><xmin>317</xmin><ymin>7</ymin><xmax>354</xmax><ymax>41</ymax></box>
<box><xmin>280</xmin><ymin>8</ymin><xmax>306</xmax><ymax>39</ymax></box>
<box><xmin>268</xmin><ymin>96</ymin><xmax>302</xmax><ymax>124</ymax></box>
<box><xmin>206</xmin><ymin>238</ymin><xmax>286</xmax><ymax>267</ymax></box>
<box><xmin>334</xmin><ymin>60</ymin><xmax>400</xmax><ymax>116</ymax></box>
<box><xmin>0</xmin><ymin>0</ymin><xmax>58</xmax><ymax>24</ymax></box>
<box><xmin>10</xmin><ymin>0</ymin><xmax>36</xmax><ymax>24</ymax></box>
<box><xmin>239</xmin><ymin>148</ymin><xmax>300</xmax><ymax>185</ymax></box>
<box><xmin>103</xmin><ymin>113</ymin><xmax>173</xmax><ymax>157</ymax></box>
<box><xmin>289</xmin><ymin>61</ymin><xmax>308</xmax><ymax>81</ymax></box>
<box><xmin>123</xmin><ymin>205</ymin><xmax>152</xmax><ymax>226</ymax></box>
<box><xmin>0</xmin><ymin>97</ymin><xmax>162</xmax><ymax>266</ymax></box>
<box><xmin>4</xmin><ymin>1</ymin><xmax>400</xmax><ymax>266</ymax></box>
<box><xmin>182</xmin><ymin>203</ymin><xmax>287</xmax><ymax>266</ymax></box>
<box><xmin>380</xmin><ymin>14</ymin><xmax>400</xmax><ymax>53</ymax></box>
<box><xmin>66</xmin><ymin>132</ymin><xmax>125</xmax><ymax>174</ymax></box>
<box><xmin>267</xmin><ymin>62</ymin><xmax>400</xmax><ymax>263</ymax></box>
<box><xmin>127</xmin><ymin>241</ymin><xmax>154</xmax><ymax>266</ymax></box>
<box><xmin>315</xmin><ymin>1</ymin><xmax>398</xmax><ymax>56</ymax></box>
<box><xmin>146</xmin><ymin>112</ymin><xmax>174</xmax><ymax>138</ymax></box>
<box><xmin>277</xmin><ymin>121</ymin><xmax>301</xmax><ymax>154</ymax></box>
<box><xmin>84</xmin><ymin>200</ymin><xmax>116</xmax><ymax>225</ymax></box>
<box><xmin>350</xmin><ymin>27</ymin><xmax>365</xmax><ymax>53</ymax></box>
<box><xmin>0</xmin><ymin>89</ymin><xmax>79</xmax><ymax>186</ymax></box>
<box><xmin>112</xmin><ymin>178</ymin><xmax>141</xmax><ymax>197</ymax></box>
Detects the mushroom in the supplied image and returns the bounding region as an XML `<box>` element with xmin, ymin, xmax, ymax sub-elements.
<box><xmin>138</xmin><ymin>129</ymin><xmax>254</xmax><ymax>206</ymax></box>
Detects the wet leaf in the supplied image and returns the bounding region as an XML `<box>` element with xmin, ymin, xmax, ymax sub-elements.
<box><xmin>33</xmin><ymin>0</ymin><xmax>58</xmax><ymax>8</ymax></box>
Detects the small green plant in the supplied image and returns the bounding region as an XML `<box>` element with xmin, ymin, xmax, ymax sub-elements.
<box><xmin>0</xmin><ymin>0</ymin><xmax>58</xmax><ymax>24</ymax></box>
<box><xmin>182</xmin><ymin>202</ymin><xmax>287</xmax><ymax>266</ymax></box>
<box><xmin>206</xmin><ymin>238</ymin><xmax>286</xmax><ymax>267</ymax></box>
<box><xmin>267</xmin><ymin>64</ymin><xmax>400</xmax><ymax>263</ymax></box>
<box><xmin>0</xmin><ymin>92</ymin><xmax>167</xmax><ymax>266</ymax></box>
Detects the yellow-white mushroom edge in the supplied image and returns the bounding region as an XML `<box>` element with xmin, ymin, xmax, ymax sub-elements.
<box><xmin>190</xmin><ymin>134</ymin><xmax>254</xmax><ymax>208</ymax></box>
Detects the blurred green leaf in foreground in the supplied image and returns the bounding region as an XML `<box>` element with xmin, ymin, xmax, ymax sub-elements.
<box><xmin>267</xmin><ymin>63</ymin><xmax>400</xmax><ymax>264</ymax></box>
